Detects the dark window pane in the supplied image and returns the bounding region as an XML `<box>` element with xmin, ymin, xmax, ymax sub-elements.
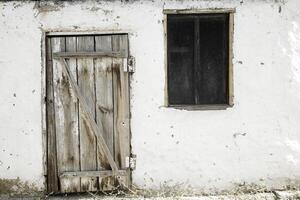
<box><xmin>167</xmin><ymin>16</ymin><xmax>195</xmax><ymax>105</ymax></box>
<box><xmin>197</xmin><ymin>14</ymin><xmax>229</xmax><ymax>104</ymax></box>
<box><xmin>167</xmin><ymin>13</ymin><xmax>229</xmax><ymax>106</ymax></box>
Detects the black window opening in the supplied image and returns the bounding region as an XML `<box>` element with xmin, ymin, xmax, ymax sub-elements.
<box><xmin>167</xmin><ymin>13</ymin><xmax>230</xmax><ymax>106</ymax></box>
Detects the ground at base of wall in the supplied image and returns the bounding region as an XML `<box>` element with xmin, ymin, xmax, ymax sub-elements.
<box><xmin>1</xmin><ymin>191</ymin><xmax>300</xmax><ymax>200</ymax></box>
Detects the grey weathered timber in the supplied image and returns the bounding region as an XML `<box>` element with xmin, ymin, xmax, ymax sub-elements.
<box><xmin>60</xmin><ymin>58</ymin><xmax>118</xmax><ymax>172</ymax></box>
<box><xmin>46</xmin><ymin>37</ymin><xmax>59</xmax><ymax>193</ymax></box>
<box><xmin>95</xmin><ymin>35</ymin><xmax>114</xmax><ymax>166</ymax></box>
<box><xmin>52</xmin><ymin>36</ymin><xmax>81</xmax><ymax>193</ymax></box>
<box><xmin>95</xmin><ymin>35</ymin><xmax>115</xmax><ymax>190</ymax></box>
<box><xmin>59</xmin><ymin>37</ymin><xmax>80</xmax><ymax>193</ymax></box>
<box><xmin>52</xmin><ymin>37</ymin><xmax>67</xmax><ymax>193</ymax></box>
<box><xmin>60</xmin><ymin>57</ymin><xmax>123</xmax><ymax>191</ymax></box>
<box><xmin>60</xmin><ymin>170</ymin><xmax>127</xmax><ymax>178</ymax></box>
<box><xmin>52</xmin><ymin>51</ymin><xmax>127</xmax><ymax>59</ymax></box>
<box><xmin>77</xmin><ymin>36</ymin><xmax>98</xmax><ymax>192</ymax></box>
<box><xmin>47</xmin><ymin>34</ymin><xmax>131</xmax><ymax>193</ymax></box>
<box><xmin>112</xmin><ymin>35</ymin><xmax>131</xmax><ymax>187</ymax></box>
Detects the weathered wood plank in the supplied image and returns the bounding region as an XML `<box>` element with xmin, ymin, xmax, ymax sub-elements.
<box><xmin>46</xmin><ymin>37</ymin><xmax>59</xmax><ymax>193</ymax></box>
<box><xmin>51</xmin><ymin>37</ymin><xmax>67</xmax><ymax>192</ymax></box>
<box><xmin>95</xmin><ymin>35</ymin><xmax>114</xmax><ymax>166</ymax></box>
<box><xmin>59</xmin><ymin>58</ymin><xmax>118</xmax><ymax>173</ymax></box>
<box><xmin>95</xmin><ymin>35</ymin><xmax>115</xmax><ymax>190</ymax></box>
<box><xmin>48</xmin><ymin>34</ymin><xmax>131</xmax><ymax>193</ymax></box>
<box><xmin>112</xmin><ymin>35</ymin><xmax>131</xmax><ymax>188</ymax></box>
<box><xmin>77</xmin><ymin>36</ymin><xmax>98</xmax><ymax>192</ymax></box>
<box><xmin>56</xmin><ymin>36</ymin><xmax>80</xmax><ymax>193</ymax></box>
<box><xmin>60</xmin><ymin>170</ymin><xmax>127</xmax><ymax>178</ymax></box>
<box><xmin>52</xmin><ymin>51</ymin><xmax>127</xmax><ymax>59</ymax></box>
<box><xmin>52</xmin><ymin>36</ymin><xmax>80</xmax><ymax>193</ymax></box>
<box><xmin>60</xmin><ymin>58</ymin><xmax>120</xmax><ymax>192</ymax></box>
<box><xmin>42</xmin><ymin>33</ymin><xmax>47</xmax><ymax>188</ymax></box>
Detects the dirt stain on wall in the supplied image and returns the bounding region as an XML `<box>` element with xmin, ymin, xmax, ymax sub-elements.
<box><xmin>0</xmin><ymin>178</ymin><xmax>41</xmax><ymax>197</ymax></box>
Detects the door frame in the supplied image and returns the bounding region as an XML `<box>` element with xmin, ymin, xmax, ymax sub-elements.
<box><xmin>41</xmin><ymin>31</ymin><xmax>133</xmax><ymax>193</ymax></box>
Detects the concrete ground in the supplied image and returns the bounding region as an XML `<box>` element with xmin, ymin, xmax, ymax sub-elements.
<box><xmin>1</xmin><ymin>191</ymin><xmax>300</xmax><ymax>200</ymax></box>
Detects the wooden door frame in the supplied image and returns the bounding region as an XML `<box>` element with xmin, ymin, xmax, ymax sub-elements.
<box><xmin>41</xmin><ymin>31</ymin><xmax>133</xmax><ymax>193</ymax></box>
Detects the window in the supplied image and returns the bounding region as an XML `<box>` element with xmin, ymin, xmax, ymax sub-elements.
<box><xmin>166</xmin><ymin>11</ymin><xmax>233</xmax><ymax>108</ymax></box>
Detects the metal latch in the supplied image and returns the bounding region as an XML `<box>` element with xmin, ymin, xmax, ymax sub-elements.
<box><xmin>126</xmin><ymin>154</ymin><xmax>137</xmax><ymax>170</ymax></box>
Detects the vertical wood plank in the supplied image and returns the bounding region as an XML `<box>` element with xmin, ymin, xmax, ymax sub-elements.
<box><xmin>46</xmin><ymin>37</ymin><xmax>59</xmax><ymax>193</ymax></box>
<box><xmin>52</xmin><ymin>37</ymin><xmax>65</xmax><ymax>193</ymax></box>
<box><xmin>56</xmin><ymin>37</ymin><xmax>81</xmax><ymax>193</ymax></box>
<box><xmin>95</xmin><ymin>35</ymin><xmax>115</xmax><ymax>190</ymax></box>
<box><xmin>52</xmin><ymin>37</ymin><xmax>80</xmax><ymax>193</ymax></box>
<box><xmin>77</xmin><ymin>36</ymin><xmax>98</xmax><ymax>192</ymax></box>
<box><xmin>42</xmin><ymin>33</ymin><xmax>48</xmax><ymax>184</ymax></box>
<box><xmin>112</xmin><ymin>35</ymin><xmax>131</xmax><ymax>187</ymax></box>
<box><xmin>95</xmin><ymin>35</ymin><xmax>114</xmax><ymax>162</ymax></box>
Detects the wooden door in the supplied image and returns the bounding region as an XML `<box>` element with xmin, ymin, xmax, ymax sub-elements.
<box><xmin>46</xmin><ymin>34</ymin><xmax>131</xmax><ymax>193</ymax></box>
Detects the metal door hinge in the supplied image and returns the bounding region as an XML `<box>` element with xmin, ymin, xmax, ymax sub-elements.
<box><xmin>126</xmin><ymin>154</ymin><xmax>137</xmax><ymax>170</ymax></box>
<box><xmin>127</xmin><ymin>56</ymin><xmax>135</xmax><ymax>73</ymax></box>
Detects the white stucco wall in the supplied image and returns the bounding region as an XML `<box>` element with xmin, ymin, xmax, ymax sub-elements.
<box><xmin>0</xmin><ymin>0</ymin><xmax>300</xmax><ymax>194</ymax></box>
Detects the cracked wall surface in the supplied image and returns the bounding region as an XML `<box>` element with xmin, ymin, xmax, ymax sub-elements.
<box><xmin>0</xmin><ymin>0</ymin><xmax>300</xmax><ymax>195</ymax></box>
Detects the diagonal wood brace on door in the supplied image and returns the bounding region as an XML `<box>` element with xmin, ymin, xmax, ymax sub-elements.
<box><xmin>53</xmin><ymin>55</ymin><xmax>120</xmax><ymax>174</ymax></box>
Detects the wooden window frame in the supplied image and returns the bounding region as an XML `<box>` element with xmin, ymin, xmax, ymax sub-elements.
<box><xmin>163</xmin><ymin>9</ymin><xmax>235</xmax><ymax>110</ymax></box>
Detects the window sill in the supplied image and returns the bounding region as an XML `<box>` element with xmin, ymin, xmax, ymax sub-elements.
<box><xmin>166</xmin><ymin>104</ymin><xmax>233</xmax><ymax>111</ymax></box>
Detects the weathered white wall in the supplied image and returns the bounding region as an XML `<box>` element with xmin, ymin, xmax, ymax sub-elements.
<box><xmin>0</xmin><ymin>0</ymin><xmax>300</xmax><ymax>194</ymax></box>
